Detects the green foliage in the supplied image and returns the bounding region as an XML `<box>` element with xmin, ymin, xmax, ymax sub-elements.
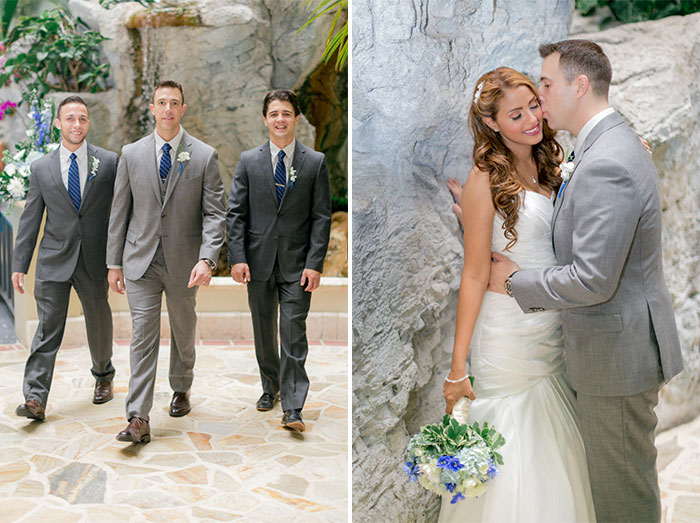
<box><xmin>99</xmin><ymin>0</ymin><xmax>155</xmax><ymax>7</ymax></box>
<box><xmin>1</xmin><ymin>0</ymin><xmax>19</xmax><ymax>39</ymax></box>
<box><xmin>299</xmin><ymin>0</ymin><xmax>347</xmax><ymax>71</ymax></box>
<box><xmin>0</xmin><ymin>8</ymin><xmax>110</xmax><ymax>97</ymax></box>
<box><xmin>576</xmin><ymin>0</ymin><xmax>700</xmax><ymax>26</ymax></box>
<box><xmin>331</xmin><ymin>194</ymin><xmax>347</xmax><ymax>212</ymax></box>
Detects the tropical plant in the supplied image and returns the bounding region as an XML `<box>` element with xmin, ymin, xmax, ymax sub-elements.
<box><xmin>1</xmin><ymin>0</ymin><xmax>19</xmax><ymax>40</ymax></box>
<box><xmin>0</xmin><ymin>8</ymin><xmax>110</xmax><ymax>97</ymax></box>
<box><xmin>299</xmin><ymin>0</ymin><xmax>347</xmax><ymax>71</ymax></box>
<box><xmin>577</xmin><ymin>0</ymin><xmax>700</xmax><ymax>27</ymax></box>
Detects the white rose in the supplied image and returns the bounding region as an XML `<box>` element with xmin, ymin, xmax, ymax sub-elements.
<box><xmin>4</xmin><ymin>164</ymin><xmax>17</xmax><ymax>176</ymax></box>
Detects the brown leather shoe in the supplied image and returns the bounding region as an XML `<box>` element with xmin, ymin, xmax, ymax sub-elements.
<box><xmin>93</xmin><ymin>380</ymin><xmax>113</xmax><ymax>404</ymax></box>
<box><xmin>116</xmin><ymin>417</ymin><xmax>150</xmax><ymax>443</ymax></box>
<box><xmin>15</xmin><ymin>399</ymin><xmax>45</xmax><ymax>421</ymax></box>
<box><xmin>169</xmin><ymin>391</ymin><xmax>191</xmax><ymax>417</ymax></box>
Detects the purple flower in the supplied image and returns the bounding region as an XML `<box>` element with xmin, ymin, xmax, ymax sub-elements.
<box><xmin>450</xmin><ymin>492</ymin><xmax>465</xmax><ymax>504</ymax></box>
<box><xmin>437</xmin><ymin>455</ymin><xmax>464</xmax><ymax>472</ymax></box>
<box><xmin>445</xmin><ymin>482</ymin><xmax>457</xmax><ymax>493</ymax></box>
<box><xmin>403</xmin><ymin>460</ymin><xmax>420</xmax><ymax>482</ymax></box>
<box><xmin>0</xmin><ymin>100</ymin><xmax>17</xmax><ymax>120</ymax></box>
<box><xmin>487</xmin><ymin>458</ymin><xmax>498</xmax><ymax>479</ymax></box>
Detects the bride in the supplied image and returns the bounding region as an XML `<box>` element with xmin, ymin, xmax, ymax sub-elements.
<box><xmin>439</xmin><ymin>67</ymin><xmax>595</xmax><ymax>522</ymax></box>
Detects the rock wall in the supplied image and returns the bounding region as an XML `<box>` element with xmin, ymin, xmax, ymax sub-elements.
<box><xmin>0</xmin><ymin>0</ymin><xmax>339</xmax><ymax>190</ymax></box>
<box><xmin>351</xmin><ymin>1</ymin><xmax>572</xmax><ymax>520</ymax></box>
<box><xmin>572</xmin><ymin>14</ymin><xmax>700</xmax><ymax>431</ymax></box>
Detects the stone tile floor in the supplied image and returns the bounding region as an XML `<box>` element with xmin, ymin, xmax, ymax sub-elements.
<box><xmin>658</xmin><ymin>413</ymin><xmax>700</xmax><ymax>523</ymax></box>
<box><xmin>0</xmin><ymin>338</ymin><xmax>348</xmax><ymax>522</ymax></box>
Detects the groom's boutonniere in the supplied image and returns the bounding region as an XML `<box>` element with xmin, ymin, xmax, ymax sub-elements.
<box><xmin>289</xmin><ymin>166</ymin><xmax>297</xmax><ymax>189</ymax></box>
<box><xmin>557</xmin><ymin>150</ymin><xmax>574</xmax><ymax>198</ymax></box>
<box><xmin>177</xmin><ymin>150</ymin><xmax>190</xmax><ymax>174</ymax></box>
<box><xmin>89</xmin><ymin>156</ymin><xmax>100</xmax><ymax>180</ymax></box>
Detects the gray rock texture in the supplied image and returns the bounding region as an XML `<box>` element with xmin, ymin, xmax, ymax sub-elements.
<box><xmin>352</xmin><ymin>1</ymin><xmax>572</xmax><ymax>520</ymax></box>
<box><xmin>352</xmin><ymin>2</ymin><xmax>700</xmax><ymax>521</ymax></box>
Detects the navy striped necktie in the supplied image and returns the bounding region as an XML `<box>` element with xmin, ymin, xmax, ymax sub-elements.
<box><xmin>274</xmin><ymin>149</ymin><xmax>286</xmax><ymax>204</ymax></box>
<box><xmin>68</xmin><ymin>152</ymin><xmax>81</xmax><ymax>210</ymax></box>
<box><xmin>160</xmin><ymin>143</ymin><xmax>172</xmax><ymax>183</ymax></box>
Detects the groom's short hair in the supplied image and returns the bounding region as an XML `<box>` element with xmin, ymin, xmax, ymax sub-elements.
<box><xmin>539</xmin><ymin>39</ymin><xmax>612</xmax><ymax>99</ymax></box>
<box><xmin>57</xmin><ymin>95</ymin><xmax>88</xmax><ymax>118</ymax></box>
<box><xmin>263</xmin><ymin>89</ymin><xmax>301</xmax><ymax>117</ymax></box>
<box><xmin>152</xmin><ymin>80</ymin><xmax>185</xmax><ymax>104</ymax></box>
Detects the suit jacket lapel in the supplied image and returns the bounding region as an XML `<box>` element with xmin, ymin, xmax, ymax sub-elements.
<box><xmin>162</xmin><ymin>131</ymin><xmax>192</xmax><ymax>208</ymax></box>
<box><xmin>552</xmin><ymin>113</ymin><xmax>625</xmax><ymax>233</ymax></box>
<box><xmin>81</xmin><ymin>143</ymin><xmax>96</xmax><ymax>205</ymax></box>
<box><xmin>141</xmin><ymin>134</ymin><xmax>161</xmax><ymax>203</ymax></box>
<box><xmin>258</xmin><ymin>142</ymin><xmax>277</xmax><ymax>205</ymax></box>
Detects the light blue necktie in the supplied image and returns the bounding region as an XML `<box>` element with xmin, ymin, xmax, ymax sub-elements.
<box><xmin>68</xmin><ymin>152</ymin><xmax>81</xmax><ymax>210</ymax></box>
<box><xmin>160</xmin><ymin>143</ymin><xmax>172</xmax><ymax>183</ymax></box>
<box><xmin>274</xmin><ymin>149</ymin><xmax>286</xmax><ymax>204</ymax></box>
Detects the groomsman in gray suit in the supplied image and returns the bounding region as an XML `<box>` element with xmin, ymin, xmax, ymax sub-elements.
<box><xmin>227</xmin><ymin>89</ymin><xmax>331</xmax><ymax>432</ymax></box>
<box><xmin>490</xmin><ymin>40</ymin><xmax>683</xmax><ymax>522</ymax></box>
<box><xmin>12</xmin><ymin>96</ymin><xmax>117</xmax><ymax>421</ymax></box>
<box><xmin>107</xmin><ymin>80</ymin><xmax>225</xmax><ymax>443</ymax></box>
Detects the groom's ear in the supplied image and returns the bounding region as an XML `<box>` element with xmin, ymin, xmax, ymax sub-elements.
<box><xmin>574</xmin><ymin>75</ymin><xmax>590</xmax><ymax>99</ymax></box>
<box><xmin>482</xmin><ymin>117</ymin><xmax>499</xmax><ymax>133</ymax></box>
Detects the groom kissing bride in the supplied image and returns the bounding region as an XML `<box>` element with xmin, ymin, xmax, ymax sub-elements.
<box><xmin>443</xmin><ymin>39</ymin><xmax>682</xmax><ymax>523</ymax></box>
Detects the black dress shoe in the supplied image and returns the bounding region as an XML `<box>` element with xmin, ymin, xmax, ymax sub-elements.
<box><xmin>116</xmin><ymin>417</ymin><xmax>150</xmax><ymax>443</ymax></box>
<box><xmin>16</xmin><ymin>399</ymin><xmax>45</xmax><ymax>421</ymax></box>
<box><xmin>256</xmin><ymin>392</ymin><xmax>279</xmax><ymax>412</ymax></box>
<box><xmin>169</xmin><ymin>391</ymin><xmax>191</xmax><ymax>417</ymax></box>
<box><xmin>282</xmin><ymin>409</ymin><xmax>305</xmax><ymax>432</ymax></box>
<box><xmin>93</xmin><ymin>380</ymin><xmax>113</xmax><ymax>404</ymax></box>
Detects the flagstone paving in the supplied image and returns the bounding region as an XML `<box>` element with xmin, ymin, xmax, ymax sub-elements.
<box><xmin>0</xmin><ymin>339</ymin><xmax>348</xmax><ymax>522</ymax></box>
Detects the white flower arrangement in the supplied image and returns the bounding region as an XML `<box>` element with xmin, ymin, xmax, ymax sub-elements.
<box><xmin>289</xmin><ymin>166</ymin><xmax>297</xmax><ymax>188</ymax></box>
<box><xmin>559</xmin><ymin>161</ymin><xmax>574</xmax><ymax>181</ymax></box>
<box><xmin>176</xmin><ymin>150</ymin><xmax>190</xmax><ymax>175</ymax></box>
<box><xmin>474</xmin><ymin>81</ymin><xmax>485</xmax><ymax>105</ymax></box>
<box><xmin>89</xmin><ymin>156</ymin><xmax>100</xmax><ymax>180</ymax></box>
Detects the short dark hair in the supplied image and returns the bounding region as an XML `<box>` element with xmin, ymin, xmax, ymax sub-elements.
<box><xmin>262</xmin><ymin>89</ymin><xmax>301</xmax><ymax>117</ymax></box>
<box><xmin>152</xmin><ymin>80</ymin><xmax>185</xmax><ymax>104</ymax></box>
<box><xmin>539</xmin><ymin>39</ymin><xmax>612</xmax><ymax>99</ymax></box>
<box><xmin>56</xmin><ymin>95</ymin><xmax>88</xmax><ymax>118</ymax></box>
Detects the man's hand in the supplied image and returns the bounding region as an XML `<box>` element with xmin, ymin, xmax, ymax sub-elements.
<box><xmin>11</xmin><ymin>272</ymin><xmax>25</xmax><ymax>294</ymax></box>
<box><xmin>230</xmin><ymin>262</ymin><xmax>250</xmax><ymax>284</ymax></box>
<box><xmin>108</xmin><ymin>268</ymin><xmax>125</xmax><ymax>295</ymax></box>
<box><xmin>300</xmin><ymin>268</ymin><xmax>321</xmax><ymax>292</ymax></box>
<box><xmin>488</xmin><ymin>252</ymin><xmax>520</xmax><ymax>295</ymax></box>
<box><xmin>188</xmin><ymin>259</ymin><xmax>212</xmax><ymax>288</ymax></box>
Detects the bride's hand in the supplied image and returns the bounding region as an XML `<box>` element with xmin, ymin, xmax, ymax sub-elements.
<box><xmin>443</xmin><ymin>374</ymin><xmax>476</xmax><ymax>415</ymax></box>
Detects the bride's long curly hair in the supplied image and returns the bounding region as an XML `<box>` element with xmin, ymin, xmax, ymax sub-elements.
<box><xmin>469</xmin><ymin>67</ymin><xmax>563</xmax><ymax>250</ymax></box>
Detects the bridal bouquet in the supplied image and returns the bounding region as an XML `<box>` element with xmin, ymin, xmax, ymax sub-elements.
<box><xmin>403</xmin><ymin>395</ymin><xmax>505</xmax><ymax>504</ymax></box>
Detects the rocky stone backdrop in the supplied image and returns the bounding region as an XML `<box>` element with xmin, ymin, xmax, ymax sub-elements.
<box><xmin>352</xmin><ymin>1</ymin><xmax>700</xmax><ymax>521</ymax></box>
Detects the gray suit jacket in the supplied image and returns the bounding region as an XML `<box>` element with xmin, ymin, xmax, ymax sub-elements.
<box><xmin>226</xmin><ymin>141</ymin><xmax>331</xmax><ymax>281</ymax></box>
<box><xmin>12</xmin><ymin>144</ymin><xmax>118</xmax><ymax>281</ymax></box>
<box><xmin>106</xmin><ymin>130</ymin><xmax>226</xmax><ymax>284</ymax></box>
<box><xmin>512</xmin><ymin>112</ymin><xmax>683</xmax><ymax>396</ymax></box>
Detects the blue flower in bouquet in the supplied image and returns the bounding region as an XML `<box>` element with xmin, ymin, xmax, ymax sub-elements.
<box><xmin>450</xmin><ymin>492</ymin><xmax>465</xmax><ymax>504</ymax></box>
<box><xmin>487</xmin><ymin>458</ymin><xmax>498</xmax><ymax>479</ymax></box>
<box><xmin>437</xmin><ymin>455</ymin><xmax>464</xmax><ymax>472</ymax></box>
<box><xmin>445</xmin><ymin>482</ymin><xmax>457</xmax><ymax>493</ymax></box>
<box><xmin>404</xmin><ymin>459</ymin><xmax>420</xmax><ymax>482</ymax></box>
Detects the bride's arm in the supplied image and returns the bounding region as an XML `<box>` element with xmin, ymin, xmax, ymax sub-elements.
<box><xmin>444</xmin><ymin>167</ymin><xmax>495</xmax><ymax>414</ymax></box>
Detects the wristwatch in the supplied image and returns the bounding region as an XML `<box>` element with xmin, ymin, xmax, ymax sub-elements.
<box><xmin>201</xmin><ymin>258</ymin><xmax>216</xmax><ymax>271</ymax></box>
<box><xmin>504</xmin><ymin>271</ymin><xmax>518</xmax><ymax>297</ymax></box>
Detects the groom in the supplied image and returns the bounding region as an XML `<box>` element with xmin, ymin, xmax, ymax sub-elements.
<box><xmin>12</xmin><ymin>95</ymin><xmax>117</xmax><ymax>420</ymax></box>
<box><xmin>107</xmin><ymin>80</ymin><xmax>225</xmax><ymax>443</ymax></box>
<box><xmin>489</xmin><ymin>40</ymin><xmax>683</xmax><ymax>522</ymax></box>
<box><xmin>227</xmin><ymin>89</ymin><xmax>331</xmax><ymax>432</ymax></box>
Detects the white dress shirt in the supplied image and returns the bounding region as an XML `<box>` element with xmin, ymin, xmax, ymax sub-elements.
<box><xmin>574</xmin><ymin>107</ymin><xmax>615</xmax><ymax>156</ymax></box>
<box><xmin>269</xmin><ymin>139</ymin><xmax>296</xmax><ymax>182</ymax></box>
<box><xmin>60</xmin><ymin>141</ymin><xmax>88</xmax><ymax>193</ymax></box>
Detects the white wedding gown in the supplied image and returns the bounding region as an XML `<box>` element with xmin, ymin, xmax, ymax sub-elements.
<box><xmin>439</xmin><ymin>191</ymin><xmax>596</xmax><ymax>523</ymax></box>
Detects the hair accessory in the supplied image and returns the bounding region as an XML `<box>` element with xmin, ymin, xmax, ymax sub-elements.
<box><xmin>473</xmin><ymin>81</ymin><xmax>484</xmax><ymax>105</ymax></box>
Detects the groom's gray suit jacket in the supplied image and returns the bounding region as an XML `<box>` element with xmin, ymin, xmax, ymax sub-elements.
<box><xmin>512</xmin><ymin>112</ymin><xmax>683</xmax><ymax>396</ymax></box>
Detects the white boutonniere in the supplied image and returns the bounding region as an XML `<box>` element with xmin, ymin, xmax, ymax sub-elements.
<box><xmin>89</xmin><ymin>156</ymin><xmax>100</xmax><ymax>180</ymax></box>
<box><xmin>177</xmin><ymin>150</ymin><xmax>190</xmax><ymax>175</ymax></box>
<box><xmin>289</xmin><ymin>166</ymin><xmax>297</xmax><ymax>189</ymax></box>
<box><xmin>559</xmin><ymin>160</ymin><xmax>574</xmax><ymax>182</ymax></box>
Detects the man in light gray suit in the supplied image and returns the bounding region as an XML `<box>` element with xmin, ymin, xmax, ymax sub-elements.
<box><xmin>227</xmin><ymin>89</ymin><xmax>331</xmax><ymax>432</ymax></box>
<box><xmin>107</xmin><ymin>80</ymin><xmax>225</xmax><ymax>443</ymax></box>
<box><xmin>12</xmin><ymin>96</ymin><xmax>118</xmax><ymax>421</ymax></box>
<box><xmin>490</xmin><ymin>40</ymin><xmax>683</xmax><ymax>522</ymax></box>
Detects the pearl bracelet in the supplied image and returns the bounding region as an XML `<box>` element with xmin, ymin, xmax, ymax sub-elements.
<box><xmin>444</xmin><ymin>373</ymin><xmax>469</xmax><ymax>384</ymax></box>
